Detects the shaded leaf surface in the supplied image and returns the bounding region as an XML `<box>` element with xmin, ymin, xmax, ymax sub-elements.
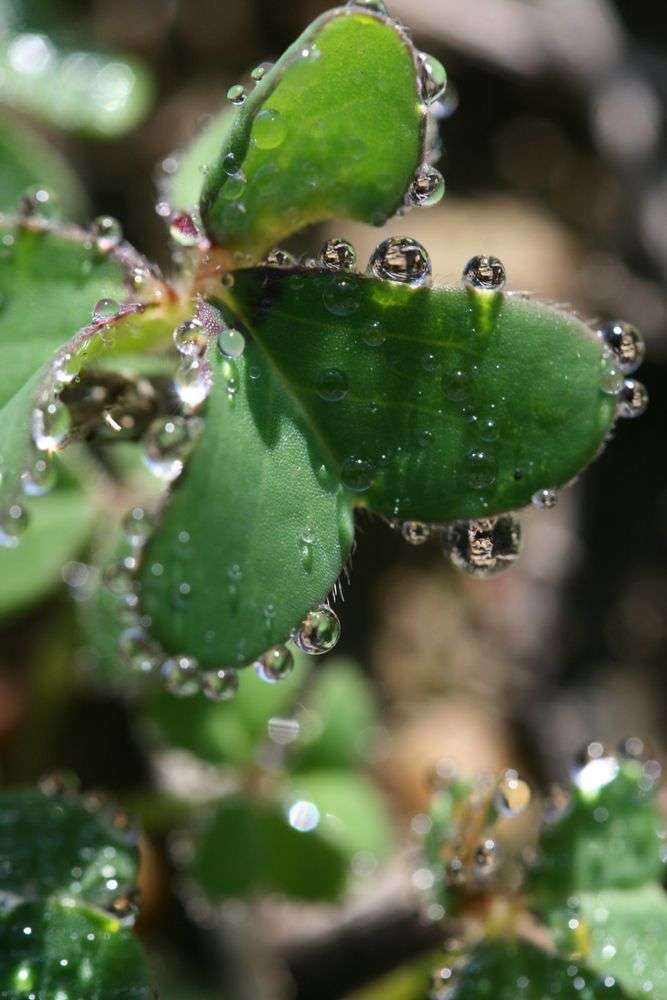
<box><xmin>200</xmin><ymin>7</ymin><xmax>424</xmax><ymax>255</ymax></box>
<box><xmin>226</xmin><ymin>268</ymin><xmax>615</xmax><ymax>521</ymax></box>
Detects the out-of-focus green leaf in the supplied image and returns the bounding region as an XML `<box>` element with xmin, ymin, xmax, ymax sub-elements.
<box><xmin>345</xmin><ymin>956</ymin><xmax>437</xmax><ymax>1000</ymax></box>
<box><xmin>552</xmin><ymin>885</ymin><xmax>667</xmax><ymax>1000</ymax></box>
<box><xmin>0</xmin><ymin>32</ymin><xmax>153</xmax><ymax>137</ymax></box>
<box><xmin>167</xmin><ymin>109</ymin><xmax>235</xmax><ymax>214</ymax></box>
<box><xmin>0</xmin><ymin>114</ymin><xmax>86</xmax><ymax>214</ymax></box>
<box><xmin>528</xmin><ymin>759</ymin><xmax>664</xmax><ymax>906</ymax></box>
<box><xmin>200</xmin><ymin>7</ymin><xmax>426</xmax><ymax>256</ymax></box>
<box><xmin>145</xmin><ymin>654</ymin><xmax>308</xmax><ymax>766</ymax></box>
<box><xmin>191</xmin><ymin>793</ymin><xmax>347</xmax><ymax>902</ymax></box>
<box><xmin>447</xmin><ymin>938</ymin><xmax>629</xmax><ymax>999</ymax></box>
<box><xmin>0</xmin><ymin>787</ymin><xmax>139</xmax><ymax>909</ymax></box>
<box><xmin>285</xmin><ymin>769</ymin><xmax>394</xmax><ymax>861</ymax></box>
<box><xmin>291</xmin><ymin>658</ymin><xmax>378</xmax><ymax>772</ymax></box>
<box><xmin>0</xmin><ymin>900</ymin><xmax>153</xmax><ymax>1000</ymax></box>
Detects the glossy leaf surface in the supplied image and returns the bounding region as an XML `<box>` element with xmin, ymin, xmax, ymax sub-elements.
<box><xmin>200</xmin><ymin>7</ymin><xmax>425</xmax><ymax>255</ymax></box>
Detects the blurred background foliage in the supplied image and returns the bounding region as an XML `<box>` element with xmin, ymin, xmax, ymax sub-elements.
<box><xmin>1</xmin><ymin>0</ymin><xmax>667</xmax><ymax>997</ymax></box>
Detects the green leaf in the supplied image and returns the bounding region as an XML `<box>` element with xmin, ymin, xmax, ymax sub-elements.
<box><xmin>447</xmin><ymin>938</ymin><xmax>629</xmax><ymax>1000</ymax></box>
<box><xmin>0</xmin><ymin>33</ymin><xmax>153</xmax><ymax>137</ymax></box>
<box><xmin>528</xmin><ymin>758</ymin><xmax>664</xmax><ymax>906</ymax></box>
<box><xmin>552</xmin><ymin>885</ymin><xmax>667</xmax><ymax>1000</ymax></box>
<box><xmin>144</xmin><ymin>653</ymin><xmax>308</xmax><ymax>766</ymax></box>
<box><xmin>167</xmin><ymin>109</ymin><xmax>235</xmax><ymax>214</ymax></box>
<box><xmin>223</xmin><ymin>268</ymin><xmax>616</xmax><ymax>521</ymax></box>
<box><xmin>0</xmin><ymin>114</ymin><xmax>86</xmax><ymax>215</ymax></box>
<box><xmin>291</xmin><ymin>658</ymin><xmax>379</xmax><ymax>772</ymax></box>
<box><xmin>0</xmin><ymin>788</ymin><xmax>139</xmax><ymax>909</ymax></box>
<box><xmin>0</xmin><ymin>462</ymin><xmax>95</xmax><ymax>619</ymax></box>
<box><xmin>200</xmin><ymin>8</ymin><xmax>426</xmax><ymax>255</ymax></box>
<box><xmin>285</xmin><ymin>769</ymin><xmax>394</xmax><ymax>860</ymax></box>
<box><xmin>0</xmin><ymin>900</ymin><xmax>153</xmax><ymax>1000</ymax></box>
<box><xmin>344</xmin><ymin>957</ymin><xmax>436</xmax><ymax>1000</ymax></box>
<box><xmin>191</xmin><ymin>793</ymin><xmax>347</xmax><ymax>902</ymax></box>
<box><xmin>140</xmin><ymin>335</ymin><xmax>354</xmax><ymax>669</ymax></box>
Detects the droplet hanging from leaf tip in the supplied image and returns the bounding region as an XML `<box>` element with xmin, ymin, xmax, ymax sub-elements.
<box><xmin>462</xmin><ymin>255</ymin><xmax>507</xmax><ymax>292</ymax></box>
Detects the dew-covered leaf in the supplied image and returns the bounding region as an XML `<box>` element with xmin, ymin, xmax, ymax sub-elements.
<box><xmin>528</xmin><ymin>758</ymin><xmax>664</xmax><ymax>907</ymax></box>
<box><xmin>166</xmin><ymin>109</ymin><xmax>235</xmax><ymax>215</ymax></box>
<box><xmin>290</xmin><ymin>657</ymin><xmax>379</xmax><ymax>772</ymax></box>
<box><xmin>0</xmin><ymin>114</ymin><xmax>86</xmax><ymax>214</ymax></box>
<box><xmin>140</xmin><ymin>335</ymin><xmax>354</xmax><ymax>669</ymax></box>
<box><xmin>144</xmin><ymin>653</ymin><xmax>308</xmax><ymax>766</ymax></box>
<box><xmin>191</xmin><ymin>793</ymin><xmax>347</xmax><ymax>901</ymax></box>
<box><xmin>0</xmin><ymin>30</ymin><xmax>153</xmax><ymax>137</ymax></box>
<box><xmin>447</xmin><ymin>938</ymin><xmax>629</xmax><ymax>1000</ymax></box>
<box><xmin>552</xmin><ymin>885</ymin><xmax>667</xmax><ymax>1000</ymax></box>
<box><xmin>0</xmin><ymin>900</ymin><xmax>154</xmax><ymax>1000</ymax></box>
<box><xmin>285</xmin><ymin>769</ymin><xmax>394</xmax><ymax>860</ymax></box>
<box><xmin>0</xmin><ymin>787</ymin><xmax>139</xmax><ymax>909</ymax></box>
<box><xmin>223</xmin><ymin>268</ymin><xmax>616</xmax><ymax>522</ymax></box>
<box><xmin>200</xmin><ymin>7</ymin><xmax>427</xmax><ymax>255</ymax></box>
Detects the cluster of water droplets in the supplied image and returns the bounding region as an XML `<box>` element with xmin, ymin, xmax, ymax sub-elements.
<box><xmin>598</xmin><ymin>320</ymin><xmax>648</xmax><ymax>419</ymax></box>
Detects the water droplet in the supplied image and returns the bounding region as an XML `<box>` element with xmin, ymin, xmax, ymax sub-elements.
<box><xmin>0</xmin><ymin>503</ymin><xmax>28</xmax><ymax>548</ymax></box>
<box><xmin>323</xmin><ymin>274</ymin><xmax>361</xmax><ymax>316</ymax></box>
<box><xmin>445</xmin><ymin>515</ymin><xmax>522</xmax><ymax>577</ymax></box>
<box><xmin>316</xmin><ymin>367</ymin><xmax>349</xmax><ymax>402</ymax></box>
<box><xmin>251</xmin><ymin>63</ymin><xmax>271</xmax><ymax>82</ymax></box>
<box><xmin>223</xmin><ymin>152</ymin><xmax>242</xmax><ymax>176</ymax></box>
<box><xmin>496</xmin><ymin>770</ymin><xmax>531</xmax><ymax>816</ymax></box>
<box><xmin>92</xmin><ymin>298</ymin><xmax>120</xmax><ymax>322</ymax></box>
<box><xmin>346</xmin><ymin>0</ymin><xmax>387</xmax><ymax>12</ymax></box>
<box><xmin>408</xmin><ymin>165</ymin><xmax>445</xmax><ymax>208</ymax></box>
<box><xmin>363</xmin><ymin>320</ymin><xmax>385</xmax><ymax>347</ymax></box>
<box><xmin>419</xmin><ymin>52</ymin><xmax>447</xmax><ymax>104</ymax></box>
<box><xmin>295</xmin><ymin>605</ymin><xmax>341</xmax><ymax>654</ymax></box>
<box><xmin>368</xmin><ymin>237</ymin><xmax>432</xmax><ymax>287</ymax></box>
<box><xmin>201</xmin><ymin>668</ymin><xmax>239</xmax><ymax>701</ymax></box>
<box><xmin>169</xmin><ymin>211</ymin><xmax>202</xmax><ymax>247</ymax></box>
<box><xmin>402</xmin><ymin>521</ymin><xmax>431</xmax><ymax>546</ymax></box>
<box><xmin>320</xmin><ymin>238</ymin><xmax>357</xmax><ymax>271</ymax></box>
<box><xmin>21</xmin><ymin>455</ymin><xmax>55</xmax><ymax>497</ymax></box>
<box><xmin>18</xmin><ymin>185</ymin><xmax>57</xmax><ymax>218</ymax></box>
<box><xmin>227</xmin><ymin>84</ymin><xmax>247</xmax><ymax>105</ymax></box>
<box><xmin>255</xmin><ymin>645</ymin><xmax>294</xmax><ymax>683</ymax></box>
<box><xmin>474</xmin><ymin>838</ymin><xmax>497</xmax><ymax>875</ymax></box>
<box><xmin>220</xmin><ymin>171</ymin><xmax>247</xmax><ymax>202</ymax></box>
<box><xmin>217</xmin><ymin>327</ymin><xmax>246</xmax><ymax>358</ymax></box>
<box><xmin>600</xmin><ymin>320</ymin><xmax>645</xmax><ymax>374</ymax></box>
<box><xmin>161</xmin><ymin>655</ymin><xmax>201</xmax><ymax>697</ymax></box>
<box><xmin>174</xmin><ymin>360</ymin><xmax>211</xmax><ymax>412</ymax></box>
<box><xmin>265</xmin><ymin>247</ymin><xmax>296</xmax><ymax>268</ymax></box>
<box><xmin>173</xmin><ymin>318</ymin><xmax>208</xmax><ymax>358</ymax></box>
<box><xmin>462</xmin><ymin>255</ymin><xmax>506</xmax><ymax>292</ymax></box>
<box><xmin>341</xmin><ymin>455</ymin><xmax>374</xmax><ymax>492</ymax></box>
<box><xmin>143</xmin><ymin>416</ymin><xmax>200</xmax><ymax>482</ymax></box>
<box><xmin>91</xmin><ymin>215</ymin><xmax>123</xmax><ymax>252</ymax></box>
<box><xmin>532</xmin><ymin>488</ymin><xmax>558</xmax><ymax>509</ymax></box>
<box><xmin>32</xmin><ymin>399</ymin><xmax>70</xmax><ymax>451</ymax></box>
<box><xmin>466</xmin><ymin>448</ymin><xmax>498</xmax><ymax>489</ymax></box>
<box><xmin>618</xmin><ymin>378</ymin><xmax>648</xmax><ymax>419</ymax></box>
<box><xmin>102</xmin><ymin>559</ymin><xmax>137</xmax><ymax>600</ymax></box>
<box><xmin>252</xmin><ymin>108</ymin><xmax>287</xmax><ymax>149</ymax></box>
<box><xmin>122</xmin><ymin>506</ymin><xmax>154</xmax><ymax>547</ymax></box>
<box><xmin>600</xmin><ymin>347</ymin><xmax>624</xmax><ymax>395</ymax></box>
<box><xmin>118</xmin><ymin>627</ymin><xmax>161</xmax><ymax>674</ymax></box>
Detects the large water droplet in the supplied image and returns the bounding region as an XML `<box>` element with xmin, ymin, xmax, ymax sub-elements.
<box><xmin>32</xmin><ymin>399</ymin><xmax>70</xmax><ymax>451</ymax></box>
<box><xmin>368</xmin><ymin>237</ymin><xmax>432</xmax><ymax>287</ymax></box>
<box><xmin>220</xmin><ymin>171</ymin><xmax>247</xmax><ymax>202</ymax></box>
<box><xmin>118</xmin><ymin>627</ymin><xmax>161</xmax><ymax>675</ymax></box>
<box><xmin>0</xmin><ymin>503</ymin><xmax>28</xmax><ymax>548</ymax></box>
<box><xmin>91</xmin><ymin>215</ymin><xmax>123</xmax><ymax>253</ymax></box>
<box><xmin>227</xmin><ymin>84</ymin><xmax>247</xmax><ymax>105</ymax></box>
<box><xmin>408</xmin><ymin>165</ymin><xmax>445</xmax><ymax>208</ymax></box>
<box><xmin>341</xmin><ymin>455</ymin><xmax>374</xmax><ymax>492</ymax></box>
<box><xmin>217</xmin><ymin>327</ymin><xmax>246</xmax><ymax>359</ymax></box>
<box><xmin>174</xmin><ymin>360</ymin><xmax>211</xmax><ymax>412</ymax></box>
<box><xmin>201</xmin><ymin>668</ymin><xmax>239</xmax><ymax>701</ymax></box>
<box><xmin>617</xmin><ymin>378</ymin><xmax>648</xmax><ymax>419</ymax></box>
<box><xmin>462</xmin><ymin>255</ymin><xmax>506</xmax><ymax>291</ymax></box>
<box><xmin>173</xmin><ymin>318</ymin><xmax>208</xmax><ymax>358</ymax></box>
<box><xmin>600</xmin><ymin>320</ymin><xmax>645</xmax><ymax>374</ymax></box>
<box><xmin>143</xmin><ymin>416</ymin><xmax>200</xmax><ymax>482</ymax></box>
<box><xmin>253</xmin><ymin>108</ymin><xmax>287</xmax><ymax>149</ymax></box>
<box><xmin>445</xmin><ymin>515</ymin><xmax>522</xmax><ymax>577</ymax></box>
<box><xmin>532</xmin><ymin>488</ymin><xmax>558</xmax><ymax>510</ymax></box>
<box><xmin>92</xmin><ymin>298</ymin><xmax>120</xmax><ymax>322</ymax></box>
<box><xmin>419</xmin><ymin>52</ymin><xmax>447</xmax><ymax>104</ymax></box>
<box><xmin>295</xmin><ymin>605</ymin><xmax>341</xmax><ymax>655</ymax></box>
<box><xmin>316</xmin><ymin>367</ymin><xmax>349</xmax><ymax>402</ymax></box>
<box><xmin>320</xmin><ymin>238</ymin><xmax>357</xmax><ymax>271</ymax></box>
<box><xmin>496</xmin><ymin>770</ymin><xmax>531</xmax><ymax>816</ymax></box>
<box><xmin>161</xmin><ymin>655</ymin><xmax>201</xmax><ymax>697</ymax></box>
<box><xmin>255</xmin><ymin>645</ymin><xmax>294</xmax><ymax>683</ymax></box>
<box><xmin>402</xmin><ymin>521</ymin><xmax>431</xmax><ymax>546</ymax></box>
<box><xmin>21</xmin><ymin>455</ymin><xmax>55</xmax><ymax>497</ymax></box>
